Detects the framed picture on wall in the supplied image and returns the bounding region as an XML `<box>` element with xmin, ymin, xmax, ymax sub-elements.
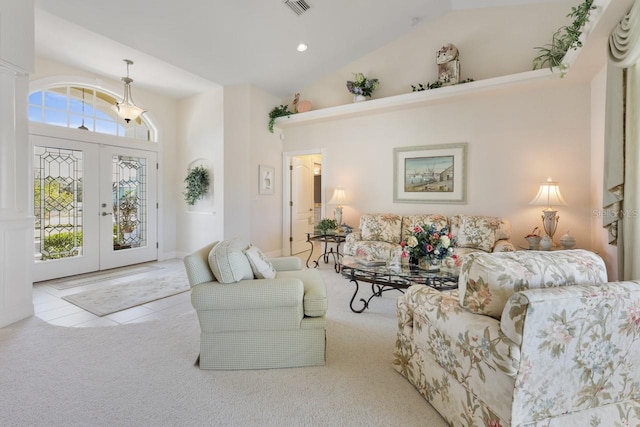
<box><xmin>259</xmin><ymin>164</ymin><xmax>275</xmax><ymax>195</ymax></box>
<box><xmin>393</xmin><ymin>142</ymin><xmax>467</xmax><ymax>204</ymax></box>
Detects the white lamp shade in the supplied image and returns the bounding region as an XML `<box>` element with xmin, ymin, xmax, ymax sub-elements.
<box><xmin>115</xmin><ymin>102</ymin><xmax>145</xmax><ymax>123</ymax></box>
<box><xmin>529</xmin><ymin>177</ymin><xmax>567</xmax><ymax>208</ymax></box>
<box><xmin>328</xmin><ymin>186</ymin><xmax>348</xmax><ymax>206</ymax></box>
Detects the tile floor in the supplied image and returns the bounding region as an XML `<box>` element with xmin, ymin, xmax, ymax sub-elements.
<box><xmin>33</xmin><ymin>258</ymin><xmax>193</xmax><ymax>328</ymax></box>
<box><xmin>33</xmin><ymin>245</ymin><xmax>325</xmax><ymax>328</ymax></box>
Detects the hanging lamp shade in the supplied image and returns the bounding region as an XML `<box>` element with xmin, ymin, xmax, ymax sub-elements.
<box><xmin>114</xmin><ymin>59</ymin><xmax>145</xmax><ymax>123</ymax></box>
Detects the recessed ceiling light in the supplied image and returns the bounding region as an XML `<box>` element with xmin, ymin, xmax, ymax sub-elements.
<box><xmin>297</xmin><ymin>43</ymin><xmax>308</xmax><ymax>52</ymax></box>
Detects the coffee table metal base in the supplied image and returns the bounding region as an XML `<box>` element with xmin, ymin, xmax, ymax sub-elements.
<box><xmin>341</xmin><ymin>260</ymin><xmax>458</xmax><ymax>313</ymax></box>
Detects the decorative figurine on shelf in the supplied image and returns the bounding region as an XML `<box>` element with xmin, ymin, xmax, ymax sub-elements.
<box><xmin>560</xmin><ymin>231</ymin><xmax>576</xmax><ymax>249</ymax></box>
<box><xmin>436</xmin><ymin>43</ymin><xmax>460</xmax><ymax>85</ymax></box>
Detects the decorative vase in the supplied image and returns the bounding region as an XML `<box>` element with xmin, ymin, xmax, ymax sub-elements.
<box><xmin>560</xmin><ymin>232</ymin><xmax>576</xmax><ymax>249</ymax></box>
<box><xmin>353</xmin><ymin>94</ymin><xmax>367</xmax><ymax>103</ymax></box>
<box><xmin>525</xmin><ymin>235</ymin><xmax>541</xmax><ymax>250</ymax></box>
<box><xmin>427</xmin><ymin>258</ymin><xmax>441</xmax><ymax>272</ymax></box>
<box><xmin>409</xmin><ymin>255</ymin><xmax>419</xmax><ymax>266</ymax></box>
<box><xmin>540</xmin><ymin>235</ymin><xmax>553</xmax><ymax>251</ymax></box>
<box><xmin>419</xmin><ymin>257</ymin><xmax>440</xmax><ymax>272</ymax></box>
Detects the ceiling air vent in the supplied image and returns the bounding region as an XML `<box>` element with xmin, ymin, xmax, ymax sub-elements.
<box><xmin>284</xmin><ymin>0</ymin><xmax>311</xmax><ymax>16</ymax></box>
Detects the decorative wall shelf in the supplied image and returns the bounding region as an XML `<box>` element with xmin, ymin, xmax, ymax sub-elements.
<box><xmin>274</xmin><ymin>0</ymin><xmax>610</xmax><ymax>131</ymax></box>
<box><xmin>274</xmin><ymin>69</ymin><xmax>557</xmax><ymax>129</ymax></box>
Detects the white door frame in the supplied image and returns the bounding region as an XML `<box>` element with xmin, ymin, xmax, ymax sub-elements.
<box><xmin>282</xmin><ymin>148</ymin><xmax>325</xmax><ymax>256</ymax></box>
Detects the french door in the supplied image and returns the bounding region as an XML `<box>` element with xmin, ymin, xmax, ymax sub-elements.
<box><xmin>32</xmin><ymin>134</ymin><xmax>157</xmax><ymax>282</ymax></box>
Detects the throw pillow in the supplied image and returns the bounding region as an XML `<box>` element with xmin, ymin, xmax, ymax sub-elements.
<box><xmin>451</xmin><ymin>215</ymin><xmax>499</xmax><ymax>252</ymax></box>
<box><xmin>244</xmin><ymin>245</ymin><xmax>276</xmax><ymax>279</ymax></box>
<box><xmin>207</xmin><ymin>239</ymin><xmax>254</xmax><ymax>283</ymax></box>
<box><xmin>360</xmin><ymin>214</ymin><xmax>403</xmax><ymax>243</ymax></box>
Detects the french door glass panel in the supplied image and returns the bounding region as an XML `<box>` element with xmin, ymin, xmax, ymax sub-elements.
<box><xmin>32</xmin><ymin>136</ymin><xmax>99</xmax><ymax>282</ymax></box>
<box><xmin>99</xmin><ymin>145</ymin><xmax>157</xmax><ymax>270</ymax></box>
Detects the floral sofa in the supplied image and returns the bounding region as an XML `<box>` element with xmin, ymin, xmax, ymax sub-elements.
<box><xmin>394</xmin><ymin>249</ymin><xmax>640</xmax><ymax>426</ymax></box>
<box><xmin>343</xmin><ymin>213</ymin><xmax>515</xmax><ymax>261</ymax></box>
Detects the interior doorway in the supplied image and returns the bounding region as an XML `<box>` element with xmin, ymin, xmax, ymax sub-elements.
<box><xmin>282</xmin><ymin>149</ymin><xmax>324</xmax><ymax>256</ymax></box>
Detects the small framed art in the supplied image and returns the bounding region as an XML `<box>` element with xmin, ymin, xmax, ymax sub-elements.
<box><xmin>259</xmin><ymin>165</ymin><xmax>275</xmax><ymax>195</ymax></box>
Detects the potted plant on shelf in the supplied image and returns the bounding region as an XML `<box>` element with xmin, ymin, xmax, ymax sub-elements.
<box><xmin>532</xmin><ymin>0</ymin><xmax>595</xmax><ymax>74</ymax></box>
<box><xmin>346</xmin><ymin>72</ymin><xmax>379</xmax><ymax>102</ymax></box>
<box><xmin>268</xmin><ymin>104</ymin><xmax>294</xmax><ymax>133</ymax></box>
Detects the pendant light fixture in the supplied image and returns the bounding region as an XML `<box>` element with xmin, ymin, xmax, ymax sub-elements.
<box><xmin>78</xmin><ymin>88</ymin><xmax>89</xmax><ymax>130</ymax></box>
<box><xmin>114</xmin><ymin>59</ymin><xmax>145</xmax><ymax>123</ymax></box>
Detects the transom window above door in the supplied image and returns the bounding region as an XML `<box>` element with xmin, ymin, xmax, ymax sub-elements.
<box><xmin>29</xmin><ymin>86</ymin><xmax>151</xmax><ymax>141</ymax></box>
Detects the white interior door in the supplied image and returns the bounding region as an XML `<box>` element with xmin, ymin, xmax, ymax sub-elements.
<box><xmin>32</xmin><ymin>135</ymin><xmax>157</xmax><ymax>281</ymax></box>
<box><xmin>290</xmin><ymin>156</ymin><xmax>315</xmax><ymax>255</ymax></box>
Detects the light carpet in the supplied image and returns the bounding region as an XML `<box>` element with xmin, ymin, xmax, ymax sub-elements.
<box><xmin>62</xmin><ymin>270</ymin><xmax>190</xmax><ymax>316</ymax></box>
<box><xmin>43</xmin><ymin>265</ymin><xmax>164</xmax><ymax>290</ymax></box>
<box><xmin>0</xmin><ymin>263</ymin><xmax>447</xmax><ymax>427</ymax></box>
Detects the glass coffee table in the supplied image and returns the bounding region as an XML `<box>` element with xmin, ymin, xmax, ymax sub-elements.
<box><xmin>340</xmin><ymin>256</ymin><xmax>459</xmax><ymax>313</ymax></box>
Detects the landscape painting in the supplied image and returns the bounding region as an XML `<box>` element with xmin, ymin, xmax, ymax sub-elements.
<box><xmin>393</xmin><ymin>143</ymin><xmax>467</xmax><ymax>204</ymax></box>
<box><xmin>404</xmin><ymin>155</ymin><xmax>454</xmax><ymax>193</ymax></box>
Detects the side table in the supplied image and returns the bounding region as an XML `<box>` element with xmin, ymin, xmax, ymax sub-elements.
<box><xmin>306</xmin><ymin>232</ymin><xmax>346</xmax><ymax>273</ymax></box>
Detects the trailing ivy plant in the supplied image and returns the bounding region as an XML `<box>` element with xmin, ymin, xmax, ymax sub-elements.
<box><xmin>183</xmin><ymin>165</ymin><xmax>210</xmax><ymax>206</ymax></box>
<box><xmin>268</xmin><ymin>104</ymin><xmax>294</xmax><ymax>133</ymax></box>
<box><xmin>411</xmin><ymin>78</ymin><xmax>475</xmax><ymax>92</ymax></box>
<box><xmin>532</xmin><ymin>0</ymin><xmax>595</xmax><ymax>73</ymax></box>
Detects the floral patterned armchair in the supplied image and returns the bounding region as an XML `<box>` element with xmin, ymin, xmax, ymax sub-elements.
<box><xmin>343</xmin><ymin>213</ymin><xmax>514</xmax><ymax>261</ymax></box>
<box><xmin>394</xmin><ymin>249</ymin><xmax>640</xmax><ymax>426</ymax></box>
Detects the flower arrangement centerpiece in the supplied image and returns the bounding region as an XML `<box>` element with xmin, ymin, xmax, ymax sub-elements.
<box><xmin>346</xmin><ymin>72</ymin><xmax>379</xmax><ymax>102</ymax></box>
<box><xmin>401</xmin><ymin>223</ymin><xmax>457</xmax><ymax>269</ymax></box>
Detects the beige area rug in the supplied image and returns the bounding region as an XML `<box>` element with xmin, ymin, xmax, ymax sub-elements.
<box><xmin>62</xmin><ymin>270</ymin><xmax>189</xmax><ymax>316</ymax></box>
<box><xmin>43</xmin><ymin>265</ymin><xmax>163</xmax><ymax>290</ymax></box>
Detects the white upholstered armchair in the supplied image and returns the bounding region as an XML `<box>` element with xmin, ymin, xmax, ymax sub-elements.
<box><xmin>183</xmin><ymin>240</ymin><xmax>327</xmax><ymax>370</ymax></box>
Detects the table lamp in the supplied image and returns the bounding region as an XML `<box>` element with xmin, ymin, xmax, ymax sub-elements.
<box><xmin>328</xmin><ymin>186</ymin><xmax>348</xmax><ymax>230</ymax></box>
<box><xmin>529</xmin><ymin>177</ymin><xmax>567</xmax><ymax>245</ymax></box>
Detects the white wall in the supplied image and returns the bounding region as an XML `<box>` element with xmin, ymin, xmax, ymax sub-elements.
<box><xmin>248</xmin><ymin>86</ymin><xmax>285</xmax><ymax>255</ymax></box>
<box><xmin>176</xmin><ymin>84</ymin><xmax>283</xmax><ymax>257</ymax></box>
<box><xmin>283</xmin><ymin>80</ymin><xmax>594</xmax><ymax>250</ymax></box>
<box><xmin>175</xmin><ymin>88</ymin><xmax>225</xmax><ymax>256</ymax></box>
<box><xmin>299</xmin><ymin>0</ymin><xmax>575</xmax><ymax>110</ymax></box>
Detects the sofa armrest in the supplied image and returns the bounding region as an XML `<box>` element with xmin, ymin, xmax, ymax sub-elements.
<box><xmin>345</xmin><ymin>231</ymin><xmax>362</xmax><ymax>243</ymax></box>
<box><xmin>270</xmin><ymin>256</ymin><xmax>302</xmax><ymax>271</ymax></box>
<box><xmin>400</xmin><ymin>285</ymin><xmax>519</xmax><ymax>377</ymax></box>
<box><xmin>183</xmin><ymin>242</ymin><xmax>218</xmax><ymax>287</ymax></box>
<box><xmin>502</xmin><ymin>281</ymin><xmax>640</xmax><ymax>426</ymax></box>
<box><xmin>191</xmin><ymin>278</ymin><xmax>304</xmax><ymax>311</ymax></box>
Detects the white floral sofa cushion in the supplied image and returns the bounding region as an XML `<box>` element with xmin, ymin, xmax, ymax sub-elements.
<box><xmin>459</xmin><ymin>249</ymin><xmax>608</xmax><ymax>319</ymax></box>
<box><xmin>450</xmin><ymin>214</ymin><xmax>511</xmax><ymax>252</ymax></box>
<box><xmin>343</xmin><ymin>213</ymin><xmax>514</xmax><ymax>261</ymax></box>
<box><xmin>394</xmin><ymin>249</ymin><xmax>640</xmax><ymax>426</ymax></box>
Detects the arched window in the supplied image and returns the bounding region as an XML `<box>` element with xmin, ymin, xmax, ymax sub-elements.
<box><xmin>28</xmin><ymin>85</ymin><xmax>153</xmax><ymax>141</ymax></box>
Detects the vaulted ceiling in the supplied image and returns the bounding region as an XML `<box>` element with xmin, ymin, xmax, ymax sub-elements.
<box><xmin>33</xmin><ymin>0</ymin><xmax>628</xmax><ymax>99</ymax></box>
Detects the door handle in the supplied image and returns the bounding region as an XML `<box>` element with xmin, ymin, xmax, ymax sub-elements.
<box><xmin>101</xmin><ymin>212</ymin><xmax>113</xmax><ymax>216</ymax></box>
